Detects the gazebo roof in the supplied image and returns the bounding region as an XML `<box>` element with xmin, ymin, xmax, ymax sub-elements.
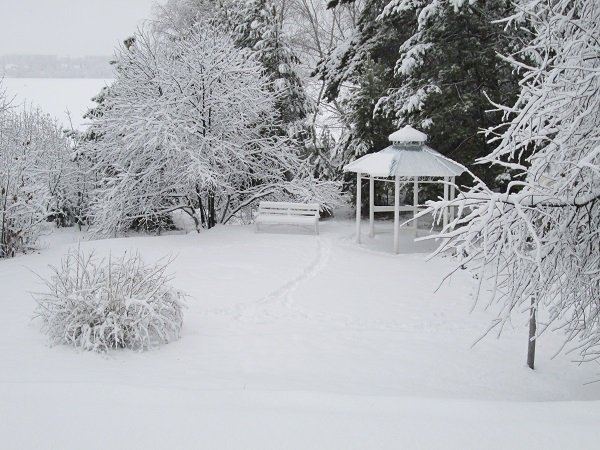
<box><xmin>343</xmin><ymin>126</ymin><xmax>466</xmax><ymax>178</ymax></box>
<box><xmin>346</xmin><ymin>125</ymin><xmax>463</xmax><ymax>253</ymax></box>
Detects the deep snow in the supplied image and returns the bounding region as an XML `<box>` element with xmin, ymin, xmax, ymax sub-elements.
<box><xmin>1</xmin><ymin>218</ymin><xmax>599</xmax><ymax>449</ymax></box>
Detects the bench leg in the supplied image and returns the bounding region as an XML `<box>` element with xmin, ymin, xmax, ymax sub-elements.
<box><xmin>315</xmin><ymin>220</ymin><xmax>319</xmax><ymax>235</ymax></box>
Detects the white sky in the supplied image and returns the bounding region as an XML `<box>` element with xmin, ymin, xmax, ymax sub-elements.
<box><xmin>0</xmin><ymin>0</ymin><xmax>165</xmax><ymax>57</ymax></box>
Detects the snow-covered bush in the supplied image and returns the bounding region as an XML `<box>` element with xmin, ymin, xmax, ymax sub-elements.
<box><xmin>1</xmin><ymin>108</ymin><xmax>52</xmax><ymax>257</ymax></box>
<box><xmin>0</xmin><ymin>83</ymin><xmax>81</xmax><ymax>257</ymax></box>
<box><xmin>34</xmin><ymin>250</ymin><xmax>185</xmax><ymax>352</ymax></box>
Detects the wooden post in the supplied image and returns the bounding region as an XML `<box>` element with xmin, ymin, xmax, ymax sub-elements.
<box><xmin>413</xmin><ymin>177</ymin><xmax>419</xmax><ymax>233</ymax></box>
<box><xmin>356</xmin><ymin>172</ymin><xmax>362</xmax><ymax>244</ymax></box>
<box><xmin>393</xmin><ymin>175</ymin><xmax>400</xmax><ymax>254</ymax></box>
<box><xmin>443</xmin><ymin>176</ymin><xmax>449</xmax><ymax>228</ymax></box>
<box><xmin>369</xmin><ymin>175</ymin><xmax>375</xmax><ymax>238</ymax></box>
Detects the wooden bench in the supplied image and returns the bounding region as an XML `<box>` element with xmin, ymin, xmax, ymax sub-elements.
<box><xmin>255</xmin><ymin>201</ymin><xmax>320</xmax><ymax>234</ymax></box>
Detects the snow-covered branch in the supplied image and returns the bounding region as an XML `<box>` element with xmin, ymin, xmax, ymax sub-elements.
<box><xmin>426</xmin><ymin>0</ymin><xmax>600</xmax><ymax>362</ymax></box>
<box><xmin>86</xmin><ymin>20</ymin><xmax>341</xmax><ymax>235</ymax></box>
<box><xmin>0</xmin><ymin>98</ymin><xmax>75</xmax><ymax>257</ymax></box>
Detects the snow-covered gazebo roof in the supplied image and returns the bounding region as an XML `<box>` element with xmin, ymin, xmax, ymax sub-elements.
<box><xmin>344</xmin><ymin>125</ymin><xmax>465</xmax><ymax>178</ymax></box>
<box><xmin>343</xmin><ymin>125</ymin><xmax>467</xmax><ymax>254</ymax></box>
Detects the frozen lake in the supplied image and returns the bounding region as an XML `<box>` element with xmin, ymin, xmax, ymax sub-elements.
<box><xmin>1</xmin><ymin>78</ymin><xmax>112</xmax><ymax>130</ymax></box>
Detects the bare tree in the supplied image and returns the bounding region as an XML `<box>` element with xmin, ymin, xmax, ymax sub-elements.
<box><xmin>427</xmin><ymin>0</ymin><xmax>600</xmax><ymax>367</ymax></box>
<box><xmin>0</xmin><ymin>102</ymin><xmax>72</xmax><ymax>257</ymax></box>
<box><xmin>87</xmin><ymin>21</ymin><xmax>341</xmax><ymax>236</ymax></box>
<box><xmin>282</xmin><ymin>0</ymin><xmax>364</xmax><ymax>173</ymax></box>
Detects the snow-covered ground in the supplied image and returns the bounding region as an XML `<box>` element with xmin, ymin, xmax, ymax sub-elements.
<box><xmin>1</xmin><ymin>217</ymin><xmax>599</xmax><ymax>449</ymax></box>
<box><xmin>1</xmin><ymin>78</ymin><xmax>112</xmax><ymax>129</ymax></box>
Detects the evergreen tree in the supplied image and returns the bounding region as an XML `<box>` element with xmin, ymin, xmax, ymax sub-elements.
<box><xmin>319</xmin><ymin>0</ymin><xmax>523</xmax><ymax>188</ymax></box>
<box><xmin>378</xmin><ymin>0</ymin><xmax>523</xmax><ymax>187</ymax></box>
<box><xmin>316</xmin><ymin>0</ymin><xmax>412</xmax><ymax>171</ymax></box>
<box><xmin>315</xmin><ymin>0</ymin><xmax>413</xmax><ymax>203</ymax></box>
<box><xmin>220</xmin><ymin>0</ymin><xmax>311</xmax><ymax>140</ymax></box>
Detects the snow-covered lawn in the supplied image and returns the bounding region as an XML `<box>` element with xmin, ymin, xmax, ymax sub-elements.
<box><xmin>1</xmin><ymin>218</ymin><xmax>599</xmax><ymax>449</ymax></box>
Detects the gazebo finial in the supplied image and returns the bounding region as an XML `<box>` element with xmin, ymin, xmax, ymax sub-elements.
<box><xmin>388</xmin><ymin>125</ymin><xmax>428</xmax><ymax>144</ymax></box>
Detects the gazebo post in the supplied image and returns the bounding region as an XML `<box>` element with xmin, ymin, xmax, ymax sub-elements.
<box><xmin>413</xmin><ymin>177</ymin><xmax>419</xmax><ymax>233</ymax></box>
<box><xmin>393</xmin><ymin>175</ymin><xmax>400</xmax><ymax>254</ymax></box>
<box><xmin>443</xmin><ymin>176</ymin><xmax>449</xmax><ymax>228</ymax></box>
<box><xmin>369</xmin><ymin>175</ymin><xmax>375</xmax><ymax>237</ymax></box>
<box><xmin>450</xmin><ymin>176</ymin><xmax>456</xmax><ymax>222</ymax></box>
<box><xmin>356</xmin><ymin>172</ymin><xmax>362</xmax><ymax>244</ymax></box>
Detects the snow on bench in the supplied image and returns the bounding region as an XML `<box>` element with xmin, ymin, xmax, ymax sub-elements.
<box><xmin>255</xmin><ymin>201</ymin><xmax>320</xmax><ymax>234</ymax></box>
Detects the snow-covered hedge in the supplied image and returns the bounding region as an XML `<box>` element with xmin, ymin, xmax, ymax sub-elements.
<box><xmin>34</xmin><ymin>250</ymin><xmax>185</xmax><ymax>352</ymax></box>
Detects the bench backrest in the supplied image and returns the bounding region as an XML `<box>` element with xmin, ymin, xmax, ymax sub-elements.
<box><xmin>258</xmin><ymin>201</ymin><xmax>320</xmax><ymax>217</ymax></box>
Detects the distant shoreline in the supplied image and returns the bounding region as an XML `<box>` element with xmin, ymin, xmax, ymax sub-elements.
<box><xmin>2</xmin><ymin>75</ymin><xmax>114</xmax><ymax>79</ymax></box>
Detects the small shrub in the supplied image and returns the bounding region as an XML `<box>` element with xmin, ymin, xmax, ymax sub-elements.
<box><xmin>34</xmin><ymin>250</ymin><xmax>185</xmax><ymax>352</ymax></box>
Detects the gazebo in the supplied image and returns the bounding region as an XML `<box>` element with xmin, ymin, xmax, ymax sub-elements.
<box><xmin>343</xmin><ymin>125</ymin><xmax>466</xmax><ymax>253</ymax></box>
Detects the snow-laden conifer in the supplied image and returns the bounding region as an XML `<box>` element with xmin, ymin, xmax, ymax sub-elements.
<box><xmin>229</xmin><ymin>0</ymin><xmax>311</xmax><ymax>132</ymax></box>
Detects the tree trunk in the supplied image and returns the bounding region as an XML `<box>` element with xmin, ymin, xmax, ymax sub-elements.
<box><xmin>1</xmin><ymin>178</ymin><xmax>10</xmax><ymax>258</ymax></box>
<box><xmin>208</xmin><ymin>193</ymin><xmax>216</xmax><ymax>229</ymax></box>
<box><xmin>198</xmin><ymin>197</ymin><xmax>207</xmax><ymax>229</ymax></box>
<box><xmin>527</xmin><ymin>295</ymin><xmax>537</xmax><ymax>370</ymax></box>
<box><xmin>189</xmin><ymin>208</ymin><xmax>201</xmax><ymax>233</ymax></box>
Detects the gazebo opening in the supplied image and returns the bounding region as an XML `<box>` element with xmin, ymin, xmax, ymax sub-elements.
<box><xmin>343</xmin><ymin>125</ymin><xmax>466</xmax><ymax>254</ymax></box>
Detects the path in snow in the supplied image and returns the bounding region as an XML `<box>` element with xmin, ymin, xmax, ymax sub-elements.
<box><xmin>1</xmin><ymin>220</ymin><xmax>600</xmax><ymax>449</ymax></box>
<box><xmin>234</xmin><ymin>235</ymin><xmax>332</xmax><ymax>323</ymax></box>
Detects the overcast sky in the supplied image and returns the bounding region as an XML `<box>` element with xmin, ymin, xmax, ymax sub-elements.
<box><xmin>0</xmin><ymin>0</ymin><xmax>165</xmax><ymax>57</ymax></box>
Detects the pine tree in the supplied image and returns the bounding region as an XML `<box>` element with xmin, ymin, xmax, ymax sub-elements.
<box><xmin>221</xmin><ymin>0</ymin><xmax>311</xmax><ymax>139</ymax></box>
<box><xmin>377</xmin><ymin>0</ymin><xmax>523</xmax><ymax>187</ymax></box>
<box><xmin>316</xmin><ymin>0</ymin><xmax>413</xmax><ymax>174</ymax></box>
<box><xmin>319</xmin><ymin>0</ymin><xmax>523</xmax><ymax>188</ymax></box>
